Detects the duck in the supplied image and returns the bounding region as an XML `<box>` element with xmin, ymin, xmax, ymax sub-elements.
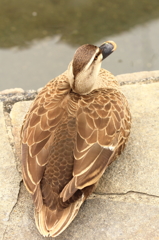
<box><xmin>21</xmin><ymin>40</ymin><xmax>131</xmax><ymax>237</ymax></box>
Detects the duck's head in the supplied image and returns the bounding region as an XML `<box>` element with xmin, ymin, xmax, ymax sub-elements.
<box><xmin>67</xmin><ymin>41</ymin><xmax>117</xmax><ymax>95</ymax></box>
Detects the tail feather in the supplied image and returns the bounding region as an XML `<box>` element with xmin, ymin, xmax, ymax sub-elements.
<box><xmin>34</xmin><ymin>195</ymin><xmax>84</xmax><ymax>237</ymax></box>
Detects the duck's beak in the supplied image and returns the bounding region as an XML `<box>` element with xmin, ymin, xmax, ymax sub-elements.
<box><xmin>99</xmin><ymin>41</ymin><xmax>117</xmax><ymax>60</ymax></box>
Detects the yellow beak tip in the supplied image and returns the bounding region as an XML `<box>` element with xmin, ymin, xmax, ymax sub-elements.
<box><xmin>105</xmin><ymin>40</ymin><xmax>117</xmax><ymax>51</ymax></box>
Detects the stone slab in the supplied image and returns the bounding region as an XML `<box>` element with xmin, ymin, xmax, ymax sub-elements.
<box><xmin>56</xmin><ymin>196</ymin><xmax>159</xmax><ymax>240</ymax></box>
<box><xmin>3</xmin><ymin>183</ymin><xmax>48</xmax><ymax>240</ymax></box>
<box><xmin>96</xmin><ymin>82</ymin><xmax>159</xmax><ymax>196</ymax></box>
<box><xmin>116</xmin><ymin>70</ymin><xmax>159</xmax><ymax>83</ymax></box>
<box><xmin>0</xmin><ymin>88</ymin><xmax>24</xmax><ymax>95</ymax></box>
<box><xmin>10</xmin><ymin>101</ymin><xmax>32</xmax><ymax>172</ymax></box>
<box><xmin>0</xmin><ymin>103</ymin><xmax>20</xmax><ymax>239</ymax></box>
<box><xmin>4</xmin><ymin>184</ymin><xmax>159</xmax><ymax>240</ymax></box>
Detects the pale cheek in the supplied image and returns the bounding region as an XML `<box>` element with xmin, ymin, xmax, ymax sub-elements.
<box><xmin>94</xmin><ymin>62</ymin><xmax>102</xmax><ymax>76</ymax></box>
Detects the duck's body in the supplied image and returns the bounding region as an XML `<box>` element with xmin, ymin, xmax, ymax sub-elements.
<box><xmin>21</xmin><ymin>41</ymin><xmax>131</xmax><ymax>237</ymax></box>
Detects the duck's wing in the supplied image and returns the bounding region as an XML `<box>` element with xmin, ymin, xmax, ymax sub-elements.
<box><xmin>21</xmin><ymin>76</ymin><xmax>70</xmax><ymax>210</ymax></box>
<box><xmin>60</xmin><ymin>89</ymin><xmax>131</xmax><ymax>201</ymax></box>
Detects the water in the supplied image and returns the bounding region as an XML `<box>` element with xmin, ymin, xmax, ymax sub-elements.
<box><xmin>0</xmin><ymin>0</ymin><xmax>159</xmax><ymax>91</ymax></box>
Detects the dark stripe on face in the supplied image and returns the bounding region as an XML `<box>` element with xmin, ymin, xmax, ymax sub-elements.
<box><xmin>72</xmin><ymin>44</ymin><xmax>97</xmax><ymax>78</ymax></box>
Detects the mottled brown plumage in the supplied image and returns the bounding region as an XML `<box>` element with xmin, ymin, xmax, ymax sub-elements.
<box><xmin>21</xmin><ymin>41</ymin><xmax>131</xmax><ymax>237</ymax></box>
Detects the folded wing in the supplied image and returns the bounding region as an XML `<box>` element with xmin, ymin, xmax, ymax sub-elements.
<box><xmin>21</xmin><ymin>76</ymin><xmax>71</xmax><ymax>211</ymax></box>
<box><xmin>60</xmin><ymin>89</ymin><xmax>131</xmax><ymax>201</ymax></box>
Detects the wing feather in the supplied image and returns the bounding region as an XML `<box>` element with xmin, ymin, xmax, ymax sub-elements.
<box><xmin>21</xmin><ymin>77</ymin><xmax>70</xmax><ymax>202</ymax></box>
<box><xmin>60</xmin><ymin>89</ymin><xmax>131</xmax><ymax>201</ymax></box>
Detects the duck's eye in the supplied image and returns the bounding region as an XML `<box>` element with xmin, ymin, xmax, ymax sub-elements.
<box><xmin>94</xmin><ymin>54</ymin><xmax>98</xmax><ymax>61</ymax></box>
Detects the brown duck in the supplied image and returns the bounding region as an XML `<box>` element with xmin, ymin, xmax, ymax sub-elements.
<box><xmin>21</xmin><ymin>40</ymin><xmax>131</xmax><ymax>237</ymax></box>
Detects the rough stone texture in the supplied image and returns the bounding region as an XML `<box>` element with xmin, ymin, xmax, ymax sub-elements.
<box><xmin>2</xmin><ymin>183</ymin><xmax>51</xmax><ymax>240</ymax></box>
<box><xmin>0</xmin><ymin>103</ymin><xmax>20</xmax><ymax>240</ymax></box>
<box><xmin>56</xmin><ymin>196</ymin><xmax>159</xmax><ymax>240</ymax></box>
<box><xmin>116</xmin><ymin>70</ymin><xmax>159</xmax><ymax>84</ymax></box>
<box><xmin>10</xmin><ymin>101</ymin><xmax>32</xmax><ymax>172</ymax></box>
<box><xmin>4</xmin><ymin>184</ymin><xmax>159</xmax><ymax>240</ymax></box>
<box><xmin>1</xmin><ymin>71</ymin><xmax>159</xmax><ymax>240</ymax></box>
<box><xmin>0</xmin><ymin>88</ymin><xmax>24</xmax><ymax>95</ymax></box>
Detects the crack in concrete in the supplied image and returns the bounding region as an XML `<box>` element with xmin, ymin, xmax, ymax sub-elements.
<box><xmin>9</xmin><ymin>180</ymin><xmax>23</xmax><ymax>216</ymax></box>
<box><xmin>2</xmin><ymin>227</ymin><xmax>7</xmax><ymax>240</ymax></box>
<box><xmin>88</xmin><ymin>191</ymin><xmax>159</xmax><ymax>205</ymax></box>
<box><xmin>93</xmin><ymin>190</ymin><xmax>159</xmax><ymax>198</ymax></box>
<box><xmin>2</xmin><ymin>180</ymin><xmax>22</xmax><ymax>240</ymax></box>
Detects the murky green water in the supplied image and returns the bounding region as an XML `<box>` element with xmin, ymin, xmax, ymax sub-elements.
<box><xmin>0</xmin><ymin>0</ymin><xmax>159</xmax><ymax>90</ymax></box>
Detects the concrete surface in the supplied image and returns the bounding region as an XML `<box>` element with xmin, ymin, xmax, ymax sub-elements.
<box><xmin>0</xmin><ymin>71</ymin><xmax>159</xmax><ymax>240</ymax></box>
<box><xmin>0</xmin><ymin>103</ymin><xmax>20</xmax><ymax>239</ymax></box>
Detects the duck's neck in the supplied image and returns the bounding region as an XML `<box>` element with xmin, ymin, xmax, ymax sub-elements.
<box><xmin>67</xmin><ymin>61</ymin><xmax>101</xmax><ymax>95</ymax></box>
<box><xmin>73</xmin><ymin>72</ymin><xmax>97</xmax><ymax>95</ymax></box>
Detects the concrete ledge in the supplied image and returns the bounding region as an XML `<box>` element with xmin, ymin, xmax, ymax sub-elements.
<box><xmin>0</xmin><ymin>71</ymin><xmax>159</xmax><ymax>240</ymax></box>
<box><xmin>116</xmin><ymin>70</ymin><xmax>159</xmax><ymax>85</ymax></box>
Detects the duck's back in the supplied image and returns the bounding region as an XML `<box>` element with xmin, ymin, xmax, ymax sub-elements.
<box><xmin>21</xmin><ymin>69</ymin><xmax>131</xmax><ymax>237</ymax></box>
